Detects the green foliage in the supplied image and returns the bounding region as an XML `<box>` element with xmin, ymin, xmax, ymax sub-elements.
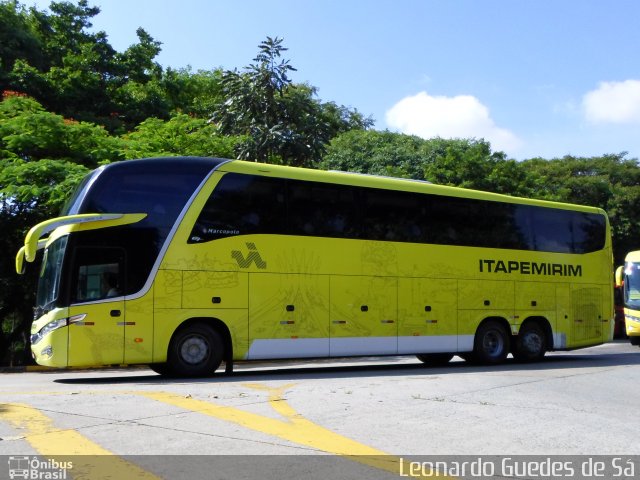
<box><xmin>322</xmin><ymin>131</ymin><xmax>517</xmax><ymax>193</ymax></box>
<box><xmin>159</xmin><ymin>68</ymin><xmax>224</xmax><ymax>118</ymax></box>
<box><xmin>122</xmin><ymin>114</ymin><xmax>240</xmax><ymax>159</ymax></box>
<box><xmin>0</xmin><ymin>158</ymin><xmax>89</xmax><ymax>211</ymax></box>
<box><xmin>0</xmin><ymin>93</ymin><xmax>123</xmax><ymax>167</ymax></box>
<box><xmin>321</xmin><ymin>129</ymin><xmax>428</xmax><ymax>178</ymax></box>
<box><xmin>212</xmin><ymin>37</ymin><xmax>369</xmax><ymax>166</ymax></box>
<box><xmin>0</xmin><ymin>1</ymin><xmax>43</xmax><ymax>89</ymax></box>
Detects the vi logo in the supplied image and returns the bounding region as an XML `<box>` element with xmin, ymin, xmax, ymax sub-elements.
<box><xmin>232</xmin><ymin>242</ymin><xmax>267</xmax><ymax>269</ymax></box>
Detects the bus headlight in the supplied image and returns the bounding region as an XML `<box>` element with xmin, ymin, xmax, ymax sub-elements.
<box><xmin>625</xmin><ymin>314</ymin><xmax>640</xmax><ymax>324</ymax></box>
<box><xmin>31</xmin><ymin>314</ymin><xmax>87</xmax><ymax>345</ymax></box>
<box><xmin>31</xmin><ymin>318</ymin><xmax>68</xmax><ymax>345</ymax></box>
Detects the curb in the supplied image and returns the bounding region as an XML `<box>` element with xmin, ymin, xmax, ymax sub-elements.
<box><xmin>0</xmin><ymin>364</ymin><xmax>148</xmax><ymax>374</ymax></box>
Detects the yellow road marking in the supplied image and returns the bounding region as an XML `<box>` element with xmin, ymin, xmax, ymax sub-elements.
<box><xmin>140</xmin><ymin>386</ymin><xmax>451</xmax><ymax>478</ymax></box>
<box><xmin>1</xmin><ymin>403</ymin><xmax>161</xmax><ymax>479</ymax></box>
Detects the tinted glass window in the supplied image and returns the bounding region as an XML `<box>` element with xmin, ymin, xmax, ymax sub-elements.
<box><xmin>624</xmin><ymin>262</ymin><xmax>640</xmax><ymax>309</ymax></box>
<box><xmin>65</xmin><ymin>158</ymin><xmax>219</xmax><ymax>247</ymax></box>
<box><xmin>571</xmin><ymin>211</ymin><xmax>606</xmax><ymax>253</ymax></box>
<box><xmin>289</xmin><ymin>181</ymin><xmax>358</xmax><ymax>238</ymax></box>
<box><xmin>190</xmin><ymin>174</ymin><xmax>286</xmax><ymax>243</ymax></box>
<box><xmin>36</xmin><ymin>236</ymin><xmax>68</xmax><ymax>312</ymax></box>
<box><xmin>188</xmin><ymin>173</ymin><xmax>606</xmax><ymax>254</ymax></box>
<box><xmin>361</xmin><ymin>188</ymin><xmax>420</xmax><ymax>242</ymax></box>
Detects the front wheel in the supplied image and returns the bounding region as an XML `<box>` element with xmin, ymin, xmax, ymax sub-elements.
<box><xmin>168</xmin><ymin>323</ymin><xmax>223</xmax><ymax>377</ymax></box>
<box><xmin>416</xmin><ymin>353</ymin><xmax>454</xmax><ymax>366</ymax></box>
<box><xmin>474</xmin><ymin>320</ymin><xmax>510</xmax><ymax>365</ymax></box>
<box><xmin>513</xmin><ymin>323</ymin><xmax>547</xmax><ymax>362</ymax></box>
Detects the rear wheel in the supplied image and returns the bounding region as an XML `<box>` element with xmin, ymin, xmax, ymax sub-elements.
<box><xmin>474</xmin><ymin>320</ymin><xmax>510</xmax><ymax>365</ymax></box>
<box><xmin>416</xmin><ymin>353</ymin><xmax>454</xmax><ymax>366</ymax></box>
<box><xmin>514</xmin><ymin>322</ymin><xmax>547</xmax><ymax>362</ymax></box>
<box><xmin>167</xmin><ymin>323</ymin><xmax>223</xmax><ymax>377</ymax></box>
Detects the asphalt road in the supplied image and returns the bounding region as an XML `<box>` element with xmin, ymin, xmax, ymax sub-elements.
<box><xmin>1</xmin><ymin>340</ymin><xmax>639</xmax><ymax>479</ymax></box>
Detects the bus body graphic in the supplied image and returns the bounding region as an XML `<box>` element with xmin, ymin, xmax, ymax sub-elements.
<box><xmin>19</xmin><ymin>157</ymin><xmax>614</xmax><ymax>376</ymax></box>
<box><xmin>232</xmin><ymin>242</ymin><xmax>267</xmax><ymax>269</ymax></box>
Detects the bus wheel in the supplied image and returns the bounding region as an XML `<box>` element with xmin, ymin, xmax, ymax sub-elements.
<box><xmin>416</xmin><ymin>353</ymin><xmax>454</xmax><ymax>366</ymax></box>
<box><xmin>514</xmin><ymin>322</ymin><xmax>546</xmax><ymax>362</ymax></box>
<box><xmin>474</xmin><ymin>320</ymin><xmax>510</xmax><ymax>365</ymax></box>
<box><xmin>168</xmin><ymin>323</ymin><xmax>223</xmax><ymax>377</ymax></box>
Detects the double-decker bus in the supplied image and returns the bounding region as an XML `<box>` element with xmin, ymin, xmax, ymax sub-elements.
<box><xmin>615</xmin><ymin>251</ymin><xmax>640</xmax><ymax>346</ymax></box>
<box><xmin>17</xmin><ymin>157</ymin><xmax>614</xmax><ymax>376</ymax></box>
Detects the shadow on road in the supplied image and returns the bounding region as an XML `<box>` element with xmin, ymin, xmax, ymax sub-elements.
<box><xmin>53</xmin><ymin>344</ymin><xmax>640</xmax><ymax>386</ymax></box>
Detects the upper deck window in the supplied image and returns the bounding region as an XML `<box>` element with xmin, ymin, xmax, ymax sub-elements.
<box><xmin>189</xmin><ymin>172</ymin><xmax>606</xmax><ymax>254</ymax></box>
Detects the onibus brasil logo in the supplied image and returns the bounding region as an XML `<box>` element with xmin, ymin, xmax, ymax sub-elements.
<box><xmin>8</xmin><ymin>457</ymin><xmax>72</xmax><ymax>479</ymax></box>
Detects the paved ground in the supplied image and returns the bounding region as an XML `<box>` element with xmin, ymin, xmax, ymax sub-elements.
<box><xmin>1</xmin><ymin>340</ymin><xmax>639</xmax><ymax>479</ymax></box>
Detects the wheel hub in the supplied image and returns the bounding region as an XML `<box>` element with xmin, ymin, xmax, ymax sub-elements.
<box><xmin>180</xmin><ymin>336</ymin><xmax>209</xmax><ymax>365</ymax></box>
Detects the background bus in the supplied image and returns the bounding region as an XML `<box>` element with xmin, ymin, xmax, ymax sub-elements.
<box><xmin>615</xmin><ymin>252</ymin><xmax>640</xmax><ymax>346</ymax></box>
<box><xmin>18</xmin><ymin>157</ymin><xmax>614</xmax><ymax>376</ymax></box>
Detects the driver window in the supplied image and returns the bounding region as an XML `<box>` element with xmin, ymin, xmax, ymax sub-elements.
<box><xmin>73</xmin><ymin>248</ymin><xmax>125</xmax><ymax>302</ymax></box>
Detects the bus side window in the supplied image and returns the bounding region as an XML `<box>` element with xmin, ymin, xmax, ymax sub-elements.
<box><xmin>288</xmin><ymin>181</ymin><xmax>358</xmax><ymax>238</ymax></box>
<box><xmin>190</xmin><ymin>174</ymin><xmax>285</xmax><ymax>243</ymax></box>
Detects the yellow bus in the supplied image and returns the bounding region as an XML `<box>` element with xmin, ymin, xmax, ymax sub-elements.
<box><xmin>615</xmin><ymin>252</ymin><xmax>640</xmax><ymax>346</ymax></box>
<box><xmin>17</xmin><ymin>157</ymin><xmax>614</xmax><ymax>376</ymax></box>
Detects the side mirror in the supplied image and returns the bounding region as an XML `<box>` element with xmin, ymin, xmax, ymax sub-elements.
<box><xmin>615</xmin><ymin>266</ymin><xmax>624</xmax><ymax>288</ymax></box>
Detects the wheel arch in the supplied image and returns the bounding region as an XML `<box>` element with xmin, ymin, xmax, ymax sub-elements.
<box><xmin>477</xmin><ymin>316</ymin><xmax>512</xmax><ymax>337</ymax></box>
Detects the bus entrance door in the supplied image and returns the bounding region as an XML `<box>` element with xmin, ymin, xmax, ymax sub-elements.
<box><xmin>67</xmin><ymin>246</ymin><xmax>126</xmax><ymax>366</ymax></box>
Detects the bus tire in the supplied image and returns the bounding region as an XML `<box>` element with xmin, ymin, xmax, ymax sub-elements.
<box><xmin>514</xmin><ymin>322</ymin><xmax>547</xmax><ymax>362</ymax></box>
<box><xmin>416</xmin><ymin>353</ymin><xmax>454</xmax><ymax>365</ymax></box>
<box><xmin>474</xmin><ymin>320</ymin><xmax>510</xmax><ymax>365</ymax></box>
<box><xmin>168</xmin><ymin>323</ymin><xmax>223</xmax><ymax>377</ymax></box>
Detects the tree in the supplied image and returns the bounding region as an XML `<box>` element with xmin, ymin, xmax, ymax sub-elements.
<box><xmin>122</xmin><ymin>113</ymin><xmax>240</xmax><ymax>159</ymax></box>
<box><xmin>0</xmin><ymin>92</ymin><xmax>120</xmax><ymax>365</ymax></box>
<box><xmin>322</xmin><ymin>130</ymin><xmax>524</xmax><ymax>194</ymax></box>
<box><xmin>321</xmin><ymin>129</ymin><xmax>428</xmax><ymax>178</ymax></box>
<box><xmin>212</xmin><ymin>36</ymin><xmax>368</xmax><ymax>166</ymax></box>
<box><xmin>2</xmin><ymin>1</ymin><xmax>171</xmax><ymax>130</ymax></box>
<box><xmin>0</xmin><ymin>1</ymin><xmax>43</xmax><ymax>91</ymax></box>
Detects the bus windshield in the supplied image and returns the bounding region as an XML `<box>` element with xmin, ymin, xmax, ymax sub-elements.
<box><xmin>36</xmin><ymin>236</ymin><xmax>68</xmax><ymax>316</ymax></box>
<box><xmin>624</xmin><ymin>261</ymin><xmax>640</xmax><ymax>309</ymax></box>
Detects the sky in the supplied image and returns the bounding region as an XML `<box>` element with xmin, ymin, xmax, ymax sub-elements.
<box><xmin>27</xmin><ymin>0</ymin><xmax>640</xmax><ymax>160</ymax></box>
